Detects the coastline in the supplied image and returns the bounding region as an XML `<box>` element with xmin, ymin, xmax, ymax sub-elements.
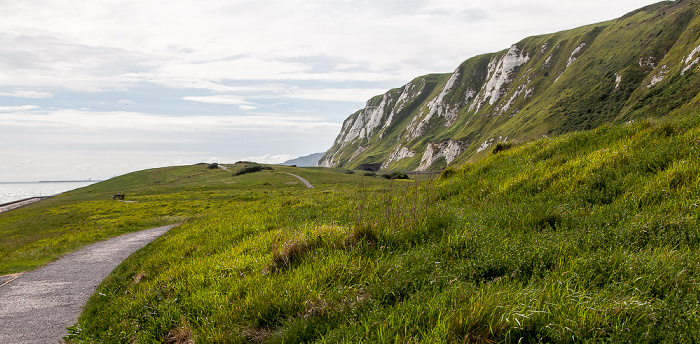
<box><xmin>0</xmin><ymin>197</ymin><xmax>50</xmax><ymax>214</ymax></box>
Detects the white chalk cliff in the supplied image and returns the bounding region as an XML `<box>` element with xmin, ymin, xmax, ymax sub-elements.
<box><xmin>320</xmin><ymin>1</ymin><xmax>700</xmax><ymax>171</ymax></box>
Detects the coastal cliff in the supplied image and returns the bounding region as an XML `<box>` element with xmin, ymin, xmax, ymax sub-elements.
<box><xmin>320</xmin><ymin>0</ymin><xmax>700</xmax><ymax>170</ymax></box>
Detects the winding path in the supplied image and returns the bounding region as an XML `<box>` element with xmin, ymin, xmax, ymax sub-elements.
<box><xmin>285</xmin><ymin>173</ymin><xmax>314</xmax><ymax>188</ymax></box>
<box><xmin>0</xmin><ymin>224</ymin><xmax>178</xmax><ymax>344</ymax></box>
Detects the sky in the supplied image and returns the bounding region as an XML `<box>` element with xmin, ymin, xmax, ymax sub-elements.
<box><xmin>0</xmin><ymin>0</ymin><xmax>661</xmax><ymax>181</ymax></box>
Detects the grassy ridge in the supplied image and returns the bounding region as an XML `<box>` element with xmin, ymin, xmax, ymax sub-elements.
<box><xmin>0</xmin><ymin>164</ymin><xmax>379</xmax><ymax>275</ymax></box>
<box><xmin>64</xmin><ymin>111</ymin><xmax>700</xmax><ymax>343</ymax></box>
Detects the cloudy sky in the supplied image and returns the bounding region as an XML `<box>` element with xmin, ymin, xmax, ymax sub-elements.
<box><xmin>1</xmin><ymin>0</ymin><xmax>659</xmax><ymax>181</ymax></box>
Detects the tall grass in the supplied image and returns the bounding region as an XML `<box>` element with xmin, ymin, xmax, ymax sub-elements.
<box><xmin>64</xmin><ymin>111</ymin><xmax>700</xmax><ymax>343</ymax></box>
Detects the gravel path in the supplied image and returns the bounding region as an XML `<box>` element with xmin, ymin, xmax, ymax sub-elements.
<box><xmin>0</xmin><ymin>224</ymin><xmax>179</xmax><ymax>344</ymax></box>
<box><xmin>284</xmin><ymin>173</ymin><xmax>314</xmax><ymax>188</ymax></box>
<box><xmin>0</xmin><ymin>197</ymin><xmax>47</xmax><ymax>214</ymax></box>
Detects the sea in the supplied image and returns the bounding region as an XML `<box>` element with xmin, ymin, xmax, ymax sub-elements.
<box><xmin>0</xmin><ymin>181</ymin><xmax>98</xmax><ymax>205</ymax></box>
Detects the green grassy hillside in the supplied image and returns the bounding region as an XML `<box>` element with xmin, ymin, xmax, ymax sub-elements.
<box><xmin>321</xmin><ymin>0</ymin><xmax>700</xmax><ymax>172</ymax></box>
<box><xmin>0</xmin><ymin>164</ymin><xmax>382</xmax><ymax>275</ymax></box>
<box><xmin>62</xmin><ymin>110</ymin><xmax>700</xmax><ymax>343</ymax></box>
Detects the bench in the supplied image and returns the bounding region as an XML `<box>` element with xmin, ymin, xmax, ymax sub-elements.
<box><xmin>112</xmin><ymin>193</ymin><xmax>125</xmax><ymax>200</ymax></box>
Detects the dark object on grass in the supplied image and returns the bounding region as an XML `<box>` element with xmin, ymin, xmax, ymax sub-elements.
<box><xmin>363</xmin><ymin>171</ymin><xmax>376</xmax><ymax>177</ymax></box>
<box><xmin>344</xmin><ymin>170</ymin><xmax>355</xmax><ymax>174</ymax></box>
<box><xmin>491</xmin><ymin>141</ymin><xmax>513</xmax><ymax>154</ymax></box>
<box><xmin>112</xmin><ymin>193</ymin><xmax>125</xmax><ymax>200</ymax></box>
<box><xmin>359</xmin><ymin>163</ymin><xmax>382</xmax><ymax>172</ymax></box>
<box><xmin>207</xmin><ymin>163</ymin><xmax>219</xmax><ymax>169</ymax></box>
<box><xmin>233</xmin><ymin>164</ymin><xmax>273</xmax><ymax>176</ymax></box>
<box><xmin>381</xmin><ymin>171</ymin><xmax>409</xmax><ymax>180</ymax></box>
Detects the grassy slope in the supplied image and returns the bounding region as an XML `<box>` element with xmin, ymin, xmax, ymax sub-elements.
<box><xmin>65</xmin><ymin>110</ymin><xmax>700</xmax><ymax>343</ymax></box>
<box><xmin>333</xmin><ymin>1</ymin><xmax>700</xmax><ymax>171</ymax></box>
<box><xmin>0</xmin><ymin>164</ymin><xmax>381</xmax><ymax>275</ymax></box>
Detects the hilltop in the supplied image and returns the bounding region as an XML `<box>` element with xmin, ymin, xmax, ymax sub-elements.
<box><xmin>320</xmin><ymin>0</ymin><xmax>700</xmax><ymax>170</ymax></box>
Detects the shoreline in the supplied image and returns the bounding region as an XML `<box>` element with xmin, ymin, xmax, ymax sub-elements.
<box><xmin>0</xmin><ymin>197</ymin><xmax>50</xmax><ymax>214</ymax></box>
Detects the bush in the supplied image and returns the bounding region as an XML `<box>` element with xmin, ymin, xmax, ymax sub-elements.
<box><xmin>382</xmin><ymin>171</ymin><xmax>409</xmax><ymax>180</ymax></box>
<box><xmin>491</xmin><ymin>141</ymin><xmax>513</xmax><ymax>154</ymax></box>
<box><xmin>440</xmin><ymin>166</ymin><xmax>458</xmax><ymax>179</ymax></box>
<box><xmin>363</xmin><ymin>171</ymin><xmax>377</xmax><ymax>177</ymax></box>
<box><xmin>233</xmin><ymin>164</ymin><xmax>273</xmax><ymax>176</ymax></box>
<box><xmin>344</xmin><ymin>170</ymin><xmax>355</xmax><ymax>174</ymax></box>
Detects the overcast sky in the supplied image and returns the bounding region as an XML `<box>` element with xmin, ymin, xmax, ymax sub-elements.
<box><xmin>0</xmin><ymin>0</ymin><xmax>660</xmax><ymax>181</ymax></box>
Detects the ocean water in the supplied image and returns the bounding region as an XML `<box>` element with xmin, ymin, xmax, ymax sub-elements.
<box><xmin>0</xmin><ymin>181</ymin><xmax>97</xmax><ymax>205</ymax></box>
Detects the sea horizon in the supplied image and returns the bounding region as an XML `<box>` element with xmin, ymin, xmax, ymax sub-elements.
<box><xmin>0</xmin><ymin>181</ymin><xmax>98</xmax><ymax>205</ymax></box>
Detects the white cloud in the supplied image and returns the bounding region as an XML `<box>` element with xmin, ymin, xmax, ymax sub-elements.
<box><xmin>284</xmin><ymin>88</ymin><xmax>391</xmax><ymax>102</ymax></box>
<box><xmin>181</xmin><ymin>95</ymin><xmax>252</xmax><ymax>105</ymax></box>
<box><xmin>0</xmin><ymin>105</ymin><xmax>40</xmax><ymax>111</ymax></box>
<box><xmin>0</xmin><ymin>91</ymin><xmax>53</xmax><ymax>98</ymax></box>
<box><xmin>0</xmin><ymin>108</ymin><xmax>340</xmax><ymax>134</ymax></box>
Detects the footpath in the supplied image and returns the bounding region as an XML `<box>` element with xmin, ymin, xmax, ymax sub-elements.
<box><xmin>0</xmin><ymin>224</ymin><xmax>179</xmax><ymax>344</ymax></box>
<box><xmin>285</xmin><ymin>173</ymin><xmax>314</xmax><ymax>188</ymax></box>
<box><xmin>0</xmin><ymin>197</ymin><xmax>48</xmax><ymax>214</ymax></box>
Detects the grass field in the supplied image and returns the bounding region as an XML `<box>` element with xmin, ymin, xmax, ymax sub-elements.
<box><xmin>0</xmin><ymin>164</ymin><xmax>385</xmax><ymax>275</ymax></box>
<box><xmin>3</xmin><ymin>112</ymin><xmax>700</xmax><ymax>343</ymax></box>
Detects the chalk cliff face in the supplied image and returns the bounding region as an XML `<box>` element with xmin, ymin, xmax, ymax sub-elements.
<box><xmin>321</xmin><ymin>1</ymin><xmax>700</xmax><ymax>170</ymax></box>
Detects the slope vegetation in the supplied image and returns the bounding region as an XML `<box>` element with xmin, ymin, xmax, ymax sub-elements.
<box><xmin>67</xmin><ymin>110</ymin><xmax>700</xmax><ymax>343</ymax></box>
<box><xmin>321</xmin><ymin>0</ymin><xmax>700</xmax><ymax>171</ymax></box>
<box><xmin>0</xmin><ymin>163</ymin><xmax>376</xmax><ymax>275</ymax></box>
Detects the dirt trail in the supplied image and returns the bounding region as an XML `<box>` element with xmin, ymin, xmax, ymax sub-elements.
<box><xmin>0</xmin><ymin>224</ymin><xmax>178</xmax><ymax>344</ymax></box>
<box><xmin>284</xmin><ymin>173</ymin><xmax>314</xmax><ymax>188</ymax></box>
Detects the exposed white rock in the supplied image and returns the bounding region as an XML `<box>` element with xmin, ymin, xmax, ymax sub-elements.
<box><xmin>341</xmin><ymin>96</ymin><xmax>391</xmax><ymax>145</ymax></box>
<box><xmin>648</xmin><ymin>65</ymin><xmax>668</xmax><ymax>88</ymax></box>
<box><xmin>476</xmin><ymin>138</ymin><xmax>495</xmax><ymax>153</ymax></box>
<box><xmin>639</xmin><ymin>56</ymin><xmax>656</xmax><ymax>69</ymax></box>
<box><xmin>682</xmin><ymin>44</ymin><xmax>700</xmax><ymax>75</ymax></box>
<box><xmin>554</xmin><ymin>71</ymin><xmax>563</xmax><ymax>83</ymax></box>
<box><xmin>381</xmin><ymin>146</ymin><xmax>416</xmax><ymax>169</ymax></box>
<box><xmin>404</xmin><ymin>69</ymin><xmax>464</xmax><ymax>140</ymax></box>
<box><xmin>567</xmin><ymin>43</ymin><xmax>586</xmax><ymax>68</ymax></box>
<box><xmin>383</xmin><ymin>81</ymin><xmax>425</xmax><ymax>136</ymax></box>
<box><xmin>425</xmin><ymin>69</ymin><xmax>462</xmax><ymax>123</ymax></box>
<box><xmin>614</xmin><ymin>72</ymin><xmax>623</xmax><ymax>90</ymax></box>
<box><xmin>500</xmin><ymin>81</ymin><xmax>530</xmax><ymax>114</ymax></box>
<box><xmin>525</xmin><ymin>87</ymin><xmax>534</xmax><ymax>98</ymax></box>
<box><xmin>349</xmin><ymin>145</ymin><xmax>368</xmax><ymax>162</ymax></box>
<box><xmin>318</xmin><ymin>150</ymin><xmax>340</xmax><ymax>168</ymax></box>
<box><xmin>417</xmin><ymin>140</ymin><xmax>464</xmax><ymax>171</ymax></box>
<box><xmin>469</xmin><ymin>45</ymin><xmax>530</xmax><ymax>112</ymax></box>
<box><xmin>544</xmin><ymin>54</ymin><xmax>552</xmax><ymax>66</ymax></box>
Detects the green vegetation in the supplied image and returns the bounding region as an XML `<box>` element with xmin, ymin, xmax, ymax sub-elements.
<box><xmin>233</xmin><ymin>164</ymin><xmax>274</xmax><ymax>176</ymax></box>
<box><xmin>52</xmin><ymin>110</ymin><xmax>700</xmax><ymax>343</ymax></box>
<box><xmin>381</xmin><ymin>171</ymin><xmax>410</xmax><ymax>180</ymax></box>
<box><xmin>0</xmin><ymin>164</ymin><xmax>381</xmax><ymax>275</ymax></box>
<box><xmin>321</xmin><ymin>0</ymin><xmax>700</xmax><ymax>171</ymax></box>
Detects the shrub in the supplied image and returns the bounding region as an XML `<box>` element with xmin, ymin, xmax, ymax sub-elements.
<box><xmin>382</xmin><ymin>171</ymin><xmax>409</xmax><ymax>180</ymax></box>
<box><xmin>363</xmin><ymin>171</ymin><xmax>377</xmax><ymax>177</ymax></box>
<box><xmin>343</xmin><ymin>223</ymin><xmax>379</xmax><ymax>248</ymax></box>
<box><xmin>269</xmin><ymin>240</ymin><xmax>311</xmax><ymax>273</ymax></box>
<box><xmin>233</xmin><ymin>164</ymin><xmax>273</xmax><ymax>176</ymax></box>
<box><xmin>344</xmin><ymin>170</ymin><xmax>355</xmax><ymax>174</ymax></box>
<box><xmin>440</xmin><ymin>166</ymin><xmax>458</xmax><ymax>179</ymax></box>
<box><xmin>491</xmin><ymin>141</ymin><xmax>513</xmax><ymax>154</ymax></box>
